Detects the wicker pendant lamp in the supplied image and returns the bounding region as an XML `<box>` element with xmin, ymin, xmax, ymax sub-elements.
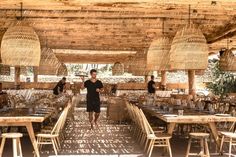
<box><xmin>131</xmin><ymin>52</ymin><xmax>152</xmax><ymax>76</ymax></box>
<box><xmin>38</xmin><ymin>47</ymin><xmax>61</xmax><ymax>75</ymax></box>
<box><xmin>1</xmin><ymin>3</ymin><xmax>41</xmax><ymax>67</ymax></box>
<box><xmin>169</xmin><ymin>6</ymin><xmax>208</xmax><ymax>70</ymax></box>
<box><xmin>112</xmin><ymin>62</ymin><xmax>124</xmax><ymax>76</ymax></box>
<box><xmin>147</xmin><ymin>19</ymin><xmax>172</xmax><ymax>71</ymax></box>
<box><xmin>219</xmin><ymin>48</ymin><xmax>236</xmax><ymax>71</ymax></box>
<box><xmin>57</xmin><ymin>63</ymin><xmax>68</xmax><ymax>76</ymax></box>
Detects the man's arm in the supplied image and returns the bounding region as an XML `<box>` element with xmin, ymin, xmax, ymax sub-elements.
<box><xmin>152</xmin><ymin>83</ymin><xmax>157</xmax><ymax>89</ymax></box>
<box><xmin>96</xmin><ymin>81</ymin><xmax>104</xmax><ymax>93</ymax></box>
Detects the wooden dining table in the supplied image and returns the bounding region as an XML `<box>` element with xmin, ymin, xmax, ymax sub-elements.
<box><xmin>139</xmin><ymin>105</ymin><xmax>236</xmax><ymax>149</ymax></box>
<box><xmin>0</xmin><ymin>107</ymin><xmax>55</xmax><ymax>157</ymax></box>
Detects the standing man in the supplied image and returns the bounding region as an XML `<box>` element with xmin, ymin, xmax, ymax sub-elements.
<box><xmin>53</xmin><ymin>77</ymin><xmax>66</xmax><ymax>95</ymax></box>
<box><xmin>81</xmin><ymin>69</ymin><xmax>103</xmax><ymax>130</ymax></box>
<box><xmin>147</xmin><ymin>75</ymin><xmax>156</xmax><ymax>94</ymax></box>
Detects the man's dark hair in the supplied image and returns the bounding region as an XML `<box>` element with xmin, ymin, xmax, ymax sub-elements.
<box><xmin>62</xmin><ymin>77</ymin><xmax>66</xmax><ymax>80</ymax></box>
<box><xmin>151</xmin><ymin>75</ymin><xmax>154</xmax><ymax>80</ymax></box>
<box><xmin>90</xmin><ymin>69</ymin><xmax>97</xmax><ymax>74</ymax></box>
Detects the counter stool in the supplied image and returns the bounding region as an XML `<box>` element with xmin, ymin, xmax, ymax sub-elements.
<box><xmin>0</xmin><ymin>133</ymin><xmax>23</xmax><ymax>157</ymax></box>
<box><xmin>186</xmin><ymin>132</ymin><xmax>210</xmax><ymax>157</ymax></box>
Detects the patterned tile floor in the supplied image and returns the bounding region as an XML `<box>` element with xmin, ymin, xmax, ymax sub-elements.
<box><xmin>40</xmin><ymin>107</ymin><xmax>143</xmax><ymax>157</ymax></box>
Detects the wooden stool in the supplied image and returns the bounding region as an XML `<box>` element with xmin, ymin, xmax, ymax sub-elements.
<box><xmin>186</xmin><ymin>132</ymin><xmax>210</xmax><ymax>157</ymax></box>
<box><xmin>0</xmin><ymin>133</ymin><xmax>23</xmax><ymax>157</ymax></box>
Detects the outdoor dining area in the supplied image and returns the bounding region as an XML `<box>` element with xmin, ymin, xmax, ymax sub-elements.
<box><xmin>0</xmin><ymin>0</ymin><xmax>236</xmax><ymax>157</ymax></box>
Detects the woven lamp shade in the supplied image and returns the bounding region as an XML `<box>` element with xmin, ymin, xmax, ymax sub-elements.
<box><xmin>1</xmin><ymin>23</ymin><xmax>41</xmax><ymax>66</ymax></box>
<box><xmin>0</xmin><ymin>65</ymin><xmax>10</xmax><ymax>75</ymax></box>
<box><xmin>38</xmin><ymin>47</ymin><xmax>61</xmax><ymax>75</ymax></box>
<box><xmin>124</xmin><ymin>63</ymin><xmax>129</xmax><ymax>73</ymax></box>
<box><xmin>147</xmin><ymin>36</ymin><xmax>172</xmax><ymax>71</ymax></box>
<box><xmin>130</xmin><ymin>53</ymin><xmax>152</xmax><ymax>76</ymax></box>
<box><xmin>169</xmin><ymin>24</ymin><xmax>208</xmax><ymax>70</ymax></box>
<box><xmin>57</xmin><ymin>63</ymin><xmax>68</xmax><ymax>76</ymax></box>
<box><xmin>112</xmin><ymin>62</ymin><xmax>124</xmax><ymax>76</ymax></box>
<box><xmin>219</xmin><ymin>49</ymin><xmax>236</xmax><ymax>71</ymax></box>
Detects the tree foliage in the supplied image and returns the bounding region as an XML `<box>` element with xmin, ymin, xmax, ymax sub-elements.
<box><xmin>207</xmin><ymin>60</ymin><xmax>236</xmax><ymax>96</ymax></box>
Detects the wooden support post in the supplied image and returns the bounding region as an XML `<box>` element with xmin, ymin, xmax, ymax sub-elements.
<box><xmin>161</xmin><ymin>71</ymin><xmax>167</xmax><ymax>90</ymax></box>
<box><xmin>188</xmin><ymin>70</ymin><xmax>196</xmax><ymax>96</ymax></box>
<box><xmin>14</xmin><ymin>67</ymin><xmax>20</xmax><ymax>89</ymax></box>
<box><xmin>33</xmin><ymin>67</ymin><xmax>38</xmax><ymax>83</ymax></box>
<box><xmin>145</xmin><ymin>75</ymin><xmax>149</xmax><ymax>83</ymax></box>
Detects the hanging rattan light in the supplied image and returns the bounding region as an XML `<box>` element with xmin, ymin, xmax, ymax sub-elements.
<box><xmin>1</xmin><ymin>23</ymin><xmax>41</xmax><ymax>67</ymax></box>
<box><xmin>147</xmin><ymin>19</ymin><xmax>172</xmax><ymax>71</ymax></box>
<box><xmin>169</xmin><ymin>5</ymin><xmax>208</xmax><ymax>70</ymax></box>
<box><xmin>112</xmin><ymin>62</ymin><xmax>124</xmax><ymax>76</ymax></box>
<box><xmin>0</xmin><ymin>65</ymin><xmax>10</xmax><ymax>76</ymax></box>
<box><xmin>131</xmin><ymin>52</ymin><xmax>152</xmax><ymax>76</ymax></box>
<box><xmin>1</xmin><ymin>3</ymin><xmax>41</xmax><ymax>67</ymax></box>
<box><xmin>38</xmin><ymin>47</ymin><xmax>61</xmax><ymax>75</ymax></box>
<box><xmin>169</xmin><ymin>23</ymin><xmax>208</xmax><ymax>70</ymax></box>
<box><xmin>147</xmin><ymin>36</ymin><xmax>172</xmax><ymax>71</ymax></box>
<box><xmin>219</xmin><ymin>48</ymin><xmax>236</xmax><ymax>71</ymax></box>
<box><xmin>57</xmin><ymin>63</ymin><xmax>68</xmax><ymax>76</ymax></box>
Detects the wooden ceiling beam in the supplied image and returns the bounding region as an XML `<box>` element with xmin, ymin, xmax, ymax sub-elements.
<box><xmin>206</xmin><ymin>17</ymin><xmax>236</xmax><ymax>44</ymax></box>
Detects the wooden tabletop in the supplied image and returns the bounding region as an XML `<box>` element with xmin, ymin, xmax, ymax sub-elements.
<box><xmin>0</xmin><ymin>107</ymin><xmax>55</xmax><ymax>123</ymax></box>
<box><xmin>139</xmin><ymin>105</ymin><xmax>236</xmax><ymax>124</ymax></box>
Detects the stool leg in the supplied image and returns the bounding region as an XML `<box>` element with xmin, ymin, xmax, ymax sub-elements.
<box><xmin>185</xmin><ymin>137</ymin><xmax>192</xmax><ymax>157</ymax></box>
<box><xmin>17</xmin><ymin>138</ymin><xmax>23</xmax><ymax>157</ymax></box>
<box><xmin>148</xmin><ymin>139</ymin><xmax>155</xmax><ymax>157</ymax></box>
<box><xmin>0</xmin><ymin>137</ymin><xmax>6</xmax><ymax>157</ymax></box>
<box><xmin>200</xmin><ymin>138</ymin><xmax>204</xmax><ymax>157</ymax></box>
<box><xmin>229</xmin><ymin>138</ymin><xmax>232</xmax><ymax>157</ymax></box>
<box><xmin>220</xmin><ymin>135</ymin><xmax>225</xmax><ymax>154</ymax></box>
<box><xmin>12</xmin><ymin>138</ymin><xmax>17</xmax><ymax>157</ymax></box>
<box><xmin>51</xmin><ymin>138</ymin><xmax>58</xmax><ymax>155</ymax></box>
<box><xmin>204</xmin><ymin>138</ymin><xmax>210</xmax><ymax>157</ymax></box>
<box><xmin>167</xmin><ymin>139</ymin><xmax>172</xmax><ymax>157</ymax></box>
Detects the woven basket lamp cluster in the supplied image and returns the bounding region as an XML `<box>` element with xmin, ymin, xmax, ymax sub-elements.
<box><xmin>112</xmin><ymin>62</ymin><xmax>124</xmax><ymax>76</ymax></box>
<box><xmin>219</xmin><ymin>48</ymin><xmax>236</xmax><ymax>71</ymax></box>
<box><xmin>169</xmin><ymin>23</ymin><xmax>208</xmax><ymax>70</ymax></box>
<box><xmin>147</xmin><ymin>36</ymin><xmax>172</xmax><ymax>71</ymax></box>
<box><xmin>38</xmin><ymin>47</ymin><xmax>61</xmax><ymax>75</ymax></box>
<box><xmin>1</xmin><ymin>23</ymin><xmax>41</xmax><ymax>67</ymax></box>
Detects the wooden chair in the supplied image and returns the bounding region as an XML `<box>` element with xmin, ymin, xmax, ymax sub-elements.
<box><xmin>126</xmin><ymin>102</ymin><xmax>172</xmax><ymax>157</ymax></box>
<box><xmin>139</xmin><ymin>109</ymin><xmax>172</xmax><ymax>157</ymax></box>
<box><xmin>36</xmin><ymin>103</ymin><xmax>71</xmax><ymax>155</ymax></box>
<box><xmin>0</xmin><ymin>133</ymin><xmax>23</xmax><ymax>157</ymax></box>
<box><xmin>185</xmin><ymin>132</ymin><xmax>210</xmax><ymax>157</ymax></box>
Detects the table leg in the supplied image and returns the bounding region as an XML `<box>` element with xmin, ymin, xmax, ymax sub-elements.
<box><xmin>167</xmin><ymin>123</ymin><xmax>176</xmax><ymax>135</ymax></box>
<box><xmin>25</xmin><ymin>123</ymin><xmax>40</xmax><ymax>157</ymax></box>
<box><xmin>208</xmin><ymin>122</ymin><xmax>220</xmax><ymax>149</ymax></box>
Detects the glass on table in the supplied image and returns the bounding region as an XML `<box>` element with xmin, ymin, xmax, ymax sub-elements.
<box><xmin>178</xmin><ymin>109</ymin><xmax>184</xmax><ymax>116</ymax></box>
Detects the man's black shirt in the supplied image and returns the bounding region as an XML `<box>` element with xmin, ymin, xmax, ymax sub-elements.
<box><xmin>84</xmin><ymin>79</ymin><xmax>103</xmax><ymax>101</ymax></box>
<box><xmin>53</xmin><ymin>80</ymin><xmax>66</xmax><ymax>95</ymax></box>
<box><xmin>147</xmin><ymin>80</ymin><xmax>156</xmax><ymax>93</ymax></box>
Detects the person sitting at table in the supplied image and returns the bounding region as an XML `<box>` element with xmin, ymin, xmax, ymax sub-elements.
<box><xmin>53</xmin><ymin>77</ymin><xmax>66</xmax><ymax>95</ymax></box>
<box><xmin>147</xmin><ymin>75</ymin><xmax>157</xmax><ymax>94</ymax></box>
